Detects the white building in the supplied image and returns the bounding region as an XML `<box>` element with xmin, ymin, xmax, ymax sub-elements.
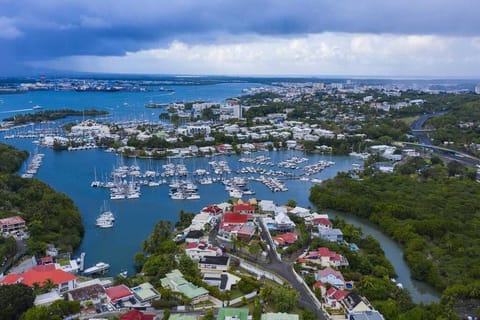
<box><xmin>70</xmin><ymin>120</ymin><xmax>110</xmax><ymax>136</ymax></box>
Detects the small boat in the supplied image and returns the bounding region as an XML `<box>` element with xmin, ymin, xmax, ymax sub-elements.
<box><xmin>229</xmin><ymin>189</ymin><xmax>243</xmax><ymax>198</ymax></box>
<box><xmin>96</xmin><ymin>202</ymin><xmax>115</xmax><ymax>228</ymax></box>
<box><xmin>32</xmin><ymin>105</ymin><xmax>42</xmax><ymax>110</ymax></box>
<box><xmin>171</xmin><ymin>192</ymin><xmax>186</xmax><ymax>200</ymax></box>
<box><xmin>83</xmin><ymin>262</ymin><xmax>110</xmax><ymax>275</ymax></box>
<box><xmin>186</xmin><ymin>193</ymin><xmax>200</xmax><ymax>200</ymax></box>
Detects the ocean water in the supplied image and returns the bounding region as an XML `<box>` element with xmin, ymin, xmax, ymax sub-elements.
<box><xmin>0</xmin><ymin>82</ymin><xmax>257</xmax><ymax>121</ymax></box>
<box><xmin>0</xmin><ymin>83</ymin><xmax>438</xmax><ymax>304</ymax></box>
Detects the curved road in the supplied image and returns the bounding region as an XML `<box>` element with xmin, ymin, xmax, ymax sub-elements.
<box><xmin>409</xmin><ymin>112</ymin><xmax>480</xmax><ymax>166</ymax></box>
<box><xmin>257</xmin><ymin>218</ymin><xmax>325</xmax><ymax>319</ymax></box>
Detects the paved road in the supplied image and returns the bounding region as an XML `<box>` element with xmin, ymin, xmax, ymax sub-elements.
<box><xmin>409</xmin><ymin>112</ymin><xmax>480</xmax><ymax>167</ymax></box>
<box><xmin>257</xmin><ymin>218</ymin><xmax>325</xmax><ymax>319</ymax></box>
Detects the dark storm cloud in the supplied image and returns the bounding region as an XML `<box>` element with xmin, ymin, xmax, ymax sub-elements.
<box><xmin>0</xmin><ymin>0</ymin><xmax>478</xmax><ymax>73</ymax></box>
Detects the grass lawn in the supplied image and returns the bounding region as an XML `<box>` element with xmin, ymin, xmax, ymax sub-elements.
<box><xmin>397</xmin><ymin>116</ymin><xmax>419</xmax><ymax>126</ymax></box>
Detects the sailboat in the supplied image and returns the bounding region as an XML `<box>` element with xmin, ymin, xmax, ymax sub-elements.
<box><xmin>96</xmin><ymin>201</ymin><xmax>115</xmax><ymax>228</ymax></box>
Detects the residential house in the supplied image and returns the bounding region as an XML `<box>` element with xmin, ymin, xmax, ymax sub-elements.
<box><xmin>349</xmin><ymin>311</ymin><xmax>385</xmax><ymax>320</ymax></box>
<box><xmin>0</xmin><ymin>216</ymin><xmax>26</xmax><ymax>234</ymax></box>
<box><xmin>0</xmin><ymin>264</ymin><xmax>77</xmax><ymax>293</ymax></box>
<box><xmin>318</xmin><ymin>227</ymin><xmax>343</xmax><ymax>243</ymax></box>
<box><xmin>300</xmin><ymin>247</ymin><xmax>348</xmax><ymax>268</ymax></box>
<box><xmin>131</xmin><ymin>282</ymin><xmax>161</xmax><ymax>304</ymax></box>
<box><xmin>120</xmin><ymin>310</ymin><xmax>155</xmax><ymax>320</ymax></box>
<box><xmin>161</xmin><ymin>270</ymin><xmax>208</xmax><ymax>303</ymax></box>
<box><xmin>272</xmin><ymin>232</ymin><xmax>298</xmax><ymax>247</ymax></box>
<box><xmin>219</xmin><ymin>212</ymin><xmax>254</xmax><ymax>238</ymax></box>
<box><xmin>217</xmin><ymin>307</ymin><xmax>249</xmax><ymax>320</ymax></box>
<box><xmin>288</xmin><ymin>206</ymin><xmax>310</xmax><ymax>218</ymax></box>
<box><xmin>312</xmin><ymin>217</ymin><xmax>332</xmax><ymax>229</ymax></box>
<box><xmin>261</xmin><ymin>313</ymin><xmax>299</xmax><ymax>320</ymax></box>
<box><xmin>185</xmin><ymin>230</ymin><xmax>205</xmax><ymax>243</ymax></box>
<box><xmin>324</xmin><ymin>287</ymin><xmax>349</xmax><ymax>309</ymax></box>
<box><xmin>236</xmin><ymin>225</ymin><xmax>256</xmax><ymax>240</ymax></box>
<box><xmin>105</xmin><ymin>285</ymin><xmax>135</xmax><ymax>304</ymax></box>
<box><xmin>185</xmin><ymin>242</ymin><xmax>222</xmax><ymax>260</ymax></box>
<box><xmin>341</xmin><ymin>292</ymin><xmax>374</xmax><ymax>315</ymax></box>
<box><xmin>315</xmin><ymin>267</ymin><xmax>345</xmax><ymax>288</ymax></box>
<box><xmin>234</xmin><ymin>204</ymin><xmax>255</xmax><ymax>215</ymax></box>
<box><xmin>198</xmin><ymin>256</ymin><xmax>230</xmax><ymax>274</ymax></box>
<box><xmin>68</xmin><ymin>283</ymin><xmax>107</xmax><ymax>306</ymax></box>
<box><xmin>264</xmin><ymin>209</ymin><xmax>295</xmax><ymax>232</ymax></box>
<box><xmin>259</xmin><ymin>200</ymin><xmax>276</xmax><ymax>214</ymax></box>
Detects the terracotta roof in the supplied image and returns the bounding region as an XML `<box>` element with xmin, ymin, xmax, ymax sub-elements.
<box><xmin>106</xmin><ymin>285</ymin><xmax>134</xmax><ymax>302</ymax></box>
<box><xmin>327</xmin><ymin>287</ymin><xmax>349</xmax><ymax>301</ymax></box>
<box><xmin>234</xmin><ymin>204</ymin><xmax>255</xmax><ymax>212</ymax></box>
<box><xmin>317</xmin><ymin>267</ymin><xmax>344</xmax><ymax>280</ymax></box>
<box><xmin>202</xmin><ymin>205</ymin><xmax>223</xmax><ymax>214</ymax></box>
<box><xmin>0</xmin><ymin>273</ymin><xmax>22</xmax><ymax>285</ymax></box>
<box><xmin>221</xmin><ymin>212</ymin><xmax>253</xmax><ymax>225</ymax></box>
<box><xmin>237</xmin><ymin>225</ymin><xmax>256</xmax><ymax>237</ymax></box>
<box><xmin>0</xmin><ymin>216</ymin><xmax>25</xmax><ymax>226</ymax></box>
<box><xmin>120</xmin><ymin>310</ymin><xmax>154</xmax><ymax>320</ymax></box>
<box><xmin>313</xmin><ymin>218</ymin><xmax>332</xmax><ymax>226</ymax></box>
<box><xmin>1</xmin><ymin>268</ymin><xmax>76</xmax><ymax>287</ymax></box>
<box><xmin>32</xmin><ymin>264</ymin><xmax>56</xmax><ymax>272</ymax></box>
<box><xmin>313</xmin><ymin>281</ymin><xmax>325</xmax><ymax>289</ymax></box>
<box><xmin>272</xmin><ymin>232</ymin><xmax>298</xmax><ymax>244</ymax></box>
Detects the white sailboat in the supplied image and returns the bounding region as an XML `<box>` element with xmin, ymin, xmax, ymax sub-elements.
<box><xmin>96</xmin><ymin>202</ymin><xmax>115</xmax><ymax>228</ymax></box>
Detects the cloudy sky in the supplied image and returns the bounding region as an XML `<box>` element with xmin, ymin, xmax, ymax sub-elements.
<box><xmin>1</xmin><ymin>0</ymin><xmax>479</xmax><ymax>77</ymax></box>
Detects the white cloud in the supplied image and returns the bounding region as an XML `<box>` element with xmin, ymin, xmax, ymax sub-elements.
<box><xmin>0</xmin><ymin>16</ymin><xmax>23</xmax><ymax>39</ymax></box>
<box><xmin>35</xmin><ymin>33</ymin><xmax>480</xmax><ymax>77</ymax></box>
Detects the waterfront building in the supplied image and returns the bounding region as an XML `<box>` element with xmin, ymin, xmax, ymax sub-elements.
<box><xmin>0</xmin><ymin>264</ymin><xmax>77</xmax><ymax>293</ymax></box>
<box><xmin>70</xmin><ymin>120</ymin><xmax>110</xmax><ymax>137</ymax></box>
<box><xmin>105</xmin><ymin>284</ymin><xmax>135</xmax><ymax>304</ymax></box>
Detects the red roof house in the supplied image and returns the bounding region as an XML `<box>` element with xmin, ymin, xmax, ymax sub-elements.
<box><xmin>272</xmin><ymin>232</ymin><xmax>298</xmax><ymax>246</ymax></box>
<box><xmin>233</xmin><ymin>204</ymin><xmax>255</xmax><ymax>214</ymax></box>
<box><xmin>312</xmin><ymin>218</ymin><xmax>332</xmax><ymax>228</ymax></box>
<box><xmin>201</xmin><ymin>205</ymin><xmax>223</xmax><ymax>215</ymax></box>
<box><xmin>219</xmin><ymin>212</ymin><xmax>254</xmax><ymax>238</ymax></box>
<box><xmin>120</xmin><ymin>310</ymin><xmax>154</xmax><ymax>320</ymax></box>
<box><xmin>301</xmin><ymin>247</ymin><xmax>348</xmax><ymax>268</ymax></box>
<box><xmin>221</xmin><ymin>212</ymin><xmax>253</xmax><ymax>227</ymax></box>
<box><xmin>0</xmin><ymin>216</ymin><xmax>26</xmax><ymax>233</ymax></box>
<box><xmin>0</xmin><ymin>267</ymin><xmax>77</xmax><ymax>293</ymax></box>
<box><xmin>106</xmin><ymin>284</ymin><xmax>134</xmax><ymax>303</ymax></box>
<box><xmin>236</xmin><ymin>225</ymin><xmax>256</xmax><ymax>240</ymax></box>
<box><xmin>325</xmin><ymin>287</ymin><xmax>349</xmax><ymax>309</ymax></box>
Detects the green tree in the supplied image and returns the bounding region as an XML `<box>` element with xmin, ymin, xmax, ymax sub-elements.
<box><xmin>162</xmin><ymin>308</ymin><xmax>171</xmax><ymax>320</ymax></box>
<box><xmin>248</xmin><ymin>241</ymin><xmax>262</xmax><ymax>260</ymax></box>
<box><xmin>0</xmin><ymin>284</ymin><xmax>35</xmax><ymax>320</ymax></box>
<box><xmin>200</xmin><ymin>309</ymin><xmax>215</xmax><ymax>320</ymax></box>
<box><xmin>286</xmin><ymin>199</ymin><xmax>297</xmax><ymax>207</ymax></box>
